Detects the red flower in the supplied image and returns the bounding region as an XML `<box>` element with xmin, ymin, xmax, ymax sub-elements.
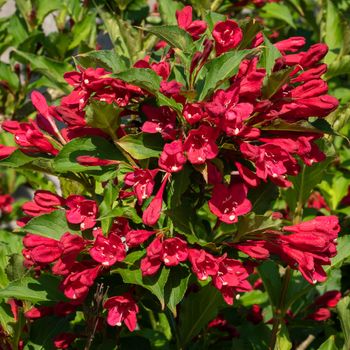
<box><xmin>213</xmin><ymin>20</ymin><xmax>243</xmax><ymax>56</ymax></box>
<box><xmin>183</xmin><ymin>103</ymin><xmax>206</xmax><ymax>125</ymax></box>
<box><xmin>188</xmin><ymin>248</ymin><xmax>219</xmax><ymax>281</ymax></box>
<box><xmin>0</xmin><ymin>194</ymin><xmax>14</xmax><ymax>214</ymax></box>
<box><xmin>65</xmin><ymin>195</ymin><xmax>98</xmax><ymax>230</ymax></box>
<box><xmin>142</xmin><ymin>173</ymin><xmax>170</xmax><ymax>226</ymax></box>
<box><xmin>208</xmin><ymin>182</ymin><xmax>252</xmax><ymax>223</ymax></box>
<box><xmin>141</xmin><ymin>236</ymin><xmax>188</xmax><ymax>276</ymax></box>
<box><xmin>158</xmin><ymin>140</ymin><xmax>187</xmax><ymax>173</ymax></box>
<box><xmin>307</xmin><ymin>307</ymin><xmax>331</xmax><ymax>321</ymax></box>
<box><xmin>314</xmin><ymin>290</ymin><xmax>341</xmax><ymax>308</ymax></box>
<box><xmin>90</xmin><ymin>232</ymin><xmax>126</xmax><ymax>266</ymax></box>
<box><xmin>53</xmin><ymin>333</ymin><xmax>76</xmax><ymax>349</ymax></box>
<box><xmin>212</xmin><ymin>256</ymin><xmax>252</xmax><ymax>305</ymax></box>
<box><xmin>0</xmin><ymin>145</ymin><xmax>16</xmax><ymax>160</ymax></box>
<box><xmin>183</xmin><ymin>125</ymin><xmax>218</xmax><ymax>164</ymax></box>
<box><xmin>60</xmin><ymin>264</ymin><xmax>100</xmax><ymax>300</ymax></box>
<box><xmin>125</xmin><ymin>229</ymin><xmax>156</xmax><ymax>248</ymax></box>
<box><xmin>104</xmin><ymin>293</ymin><xmax>139</xmax><ymax>331</ymax></box>
<box><xmin>176</xmin><ymin>6</ymin><xmax>207</xmax><ymax>40</ymax></box>
<box><xmin>124</xmin><ymin>168</ymin><xmax>159</xmax><ymax>204</ymax></box>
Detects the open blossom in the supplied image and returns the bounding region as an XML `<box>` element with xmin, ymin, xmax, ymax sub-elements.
<box><xmin>65</xmin><ymin>195</ymin><xmax>98</xmax><ymax>230</ymax></box>
<box><xmin>158</xmin><ymin>140</ymin><xmax>187</xmax><ymax>172</ymax></box>
<box><xmin>90</xmin><ymin>232</ymin><xmax>126</xmax><ymax>266</ymax></box>
<box><xmin>212</xmin><ymin>256</ymin><xmax>252</xmax><ymax>305</ymax></box>
<box><xmin>188</xmin><ymin>249</ymin><xmax>219</xmax><ymax>281</ymax></box>
<box><xmin>141</xmin><ymin>236</ymin><xmax>188</xmax><ymax>276</ymax></box>
<box><xmin>104</xmin><ymin>293</ymin><xmax>139</xmax><ymax>331</ymax></box>
<box><xmin>209</xmin><ymin>182</ymin><xmax>252</xmax><ymax>223</ymax></box>
<box><xmin>213</xmin><ymin>20</ymin><xmax>243</xmax><ymax>56</ymax></box>
<box><xmin>183</xmin><ymin>125</ymin><xmax>218</xmax><ymax>164</ymax></box>
<box><xmin>124</xmin><ymin>168</ymin><xmax>158</xmax><ymax>204</ymax></box>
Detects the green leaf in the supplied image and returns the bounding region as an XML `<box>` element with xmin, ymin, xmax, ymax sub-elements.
<box><xmin>5</xmin><ymin>254</ymin><xmax>25</xmax><ymax>282</ymax></box>
<box><xmin>276</xmin><ymin>323</ymin><xmax>292</xmax><ymax>350</ymax></box>
<box><xmin>257</xmin><ymin>261</ymin><xmax>282</xmax><ymax>307</ymax></box>
<box><xmin>68</xmin><ymin>12</ymin><xmax>96</xmax><ymax>49</ymax></box>
<box><xmin>101</xmin><ymin>205</ymin><xmax>142</xmax><ymax>224</ymax></box>
<box><xmin>117</xmin><ymin>133</ymin><xmax>163</xmax><ymax>160</ymax></box>
<box><xmin>34</xmin><ymin>0</ymin><xmax>62</xmax><ymax>24</ymax></box>
<box><xmin>237</xmin><ymin>213</ymin><xmax>281</xmax><ymax>239</ymax></box>
<box><xmin>116</xmin><ymin>251</ymin><xmax>170</xmax><ymax>309</ymax></box>
<box><xmin>168</xmin><ymin>164</ymin><xmax>192</xmax><ymax>207</ymax></box>
<box><xmin>336</xmin><ymin>296</ymin><xmax>350</xmax><ymax>350</ymax></box>
<box><xmin>74</xmin><ymin>50</ymin><xmax>129</xmax><ymax>73</ymax></box>
<box><xmin>262</xmin><ymin>2</ymin><xmax>296</xmax><ymax>28</ymax></box>
<box><xmin>85</xmin><ymin>100</ymin><xmax>121</xmax><ymax>135</ymax></box>
<box><xmin>11</xmin><ymin>50</ymin><xmax>72</xmax><ymax>92</ymax></box>
<box><xmin>238</xmin><ymin>18</ymin><xmax>263</xmax><ymax>50</ymax></box>
<box><xmin>0</xmin><ymin>62</ymin><xmax>19</xmax><ymax>91</ymax></box>
<box><xmin>0</xmin><ymin>302</ymin><xmax>15</xmax><ymax>337</ymax></box>
<box><xmin>141</xmin><ymin>25</ymin><xmax>194</xmax><ymax>53</ymax></box>
<box><xmin>329</xmin><ymin>235</ymin><xmax>350</xmax><ymax>268</ymax></box>
<box><xmin>198</xmin><ymin>49</ymin><xmax>254</xmax><ymax>100</ymax></box>
<box><xmin>0</xmin><ymin>150</ymin><xmax>36</xmax><ymax>168</ymax></box>
<box><xmin>158</xmin><ymin>0</ymin><xmax>182</xmax><ymax>25</ymax></box>
<box><xmin>262</xmin><ymin>67</ymin><xmax>294</xmax><ymax>99</ymax></box>
<box><xmin>164</xmin><ymin>266</ymin><xmax>191</xmax><ymax>316</ymax></box>
<box><xmin>0</xmin><ymin>275</ymin><xmax>64</xmax><ymax>302</ymax></box>
<box><xmin>178</xmin><ymin>285</ymin><xmax>224</xmax><ymax>345</ymax></box>
<box><xmin>239</xmin><ymin>290</ymin><xmax>268</xmax><ymax>307</ymax></box>
<box><xmin>113</xmin><ymin>67</ymin><xmax>161</xmax><ymax>94</ymax></box>
<box><xmin>260</xmin><ymin>34</ymin><xmax>281</xmax><ymax>76</ymax></box>
<box><xmin>317</xmin><ymin>336</ymin><xmax>338</xmax><ymax>350</ymax></box>
<box><xmin>53</xmin><ymin>137</ymin><xmax>124</xmax><ymax>173</ymax></box>
<box><xmin>324</xmin><ymin>0</ymin><xmax>343</xmax><ymax>50</ymax></box>
<box><xmin>20</xmin><ymin>210</ymin><xmax>80</xmax><ymax>239</ymax></box>
<box><xmin>324</xmin><ymin>56</ymin><xmax>350</xmax><ymax>80</ymax></box>
<box><xmin>248</xmin><ymin>181</ymin><xmax>279</xmax><ymax>215</ymax></box>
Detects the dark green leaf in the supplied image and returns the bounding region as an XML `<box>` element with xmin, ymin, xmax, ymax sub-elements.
<box><xmin>85</xmin><ymin>100</ymin><xmax>121</xmax><ymax>135</ymax></box>
<box><xmin>262</xmin><ymin>67</ymin><xmax>294</xmax><ymax>99</ymax></box>
<box><xmin>5</xmin><ymin>254</ymin><xmax>25</xmax><ymax>282</ymax></box>
<box><xmin>117</xmin><ymin>133</ymin><xmax>163</xmax><ymax>160</ymax></box>
<box><xmin>178</xmin><ymin>285</ymin><xmax>224</xmax><ymax>345</ymax></box>
<box><xmin>259</xmin><ymin>34</ymin><xmax>281</xmax><ymax>76</ymax></box>
<box><xmin>141</xmin><ymin>25</ymin><xmax>194</xmax><ymax>53</ymax></box>
<box><xmin>116</xmin><ymin>251</ymin><xmax>170</xmax><ymax>308</ymax></box>
<box><xmin>248</xmin><ymin>181</ymin><xmax>279</xmax><ymax>215</ymax></box>
<box><xmin>74</xmin><ymin>50</ymin><xmax>129</xmax><ymax>72</ymax></box>
<box><xmin>164</xmin><ymin>265</ymin><xmax>191</xmax><ymax>316</ymax></box>
<box><xmin>262</xmin><ymin>2</ymin><xmax>296</xmax><ymax>28</ymax></box>
<box><xmin>53</xmin><ymin>137</ymin><xmax>124</xmax><ymax>173</ymax></box>
<box><xmin>20</xmin><ymin>210</ymin><xmax>80</xmax><ymax>239</ymax></box>
<box><xmin>257</xmin><ymin>261</ymin><xmax>282</xmax><ymax>306</ymax></box>
<box><xmin>336</xmin><ymin>296</ymin><xmax>350</xmax><ymax>350</ymax></box>
<box><xmin>0</xmin><ymin>275</ymin><xmax>64</xmax><ymax>302</ymax></box>
<box><xmin>198</xmin><ymin>49</ymin><xmax>254</xmax><ymax>100</ymax></box>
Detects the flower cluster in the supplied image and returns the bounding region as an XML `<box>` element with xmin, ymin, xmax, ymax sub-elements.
<box><xmin>0</xmin><ymin>4</ymin><xmax>342</xmax><ymax>348</ymax></box>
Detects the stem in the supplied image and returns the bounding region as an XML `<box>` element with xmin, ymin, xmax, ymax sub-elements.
<box><xmin>269</xmin><ymin>267</ymin><xmax>292</xmax><ymax>350</ymax></box>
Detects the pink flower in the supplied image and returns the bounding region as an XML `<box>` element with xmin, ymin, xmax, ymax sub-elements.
<box><xmin>0</xmin><ymin>144</ymin><xmax>16</xmax><ymax>160</ymax></box>
<box><xmin>212</xmin><ymin>256</ymin><xmax>252</xmax><ymax>305</ymax></box>
<box><xmin>125</xmin><ymin>229</ymin><xmax>156</xmax><ymax>248</ymax></box>
<box><xmin>90</xmin><ymin>232</ymin><xmax>126</xmax><ymax>266</ymax></box>
<box><xmin>176</xmin><ymin>6</ymin><xmax>207</xmax><ymax>40</ymax></box>
<box><xmin>213</xmin><ymin>20</ymin><xmax>243</xmax><ymax>56</ymax></box>
<box><xmin>307</xmin><ymin>308</ymin><xmax>331</xmax><ymax>321</ymax></box>
<box><xmin>0</xmin><ymin>194</ymin><xmax>14</xmax><ymax>214</ymax></box>
<box><xmin>53</xmin><ymin>333</ymin><xmax>76</xmax><ymax>349</ymax></box>
<box><xmin>124</xmin><ymin>168</ymin><xmax>158</xmax><ymax>204</ymax></box>
<box><xmin>141</xmin><ymin>105</ymin><xmax>177</xmax><ymax>140</ymax></box>
<box><xmin>60</xmin><ymin>264</ymin><xmax>100</xmax><ymax>300</ymax></box>
<box><xmin>314</xmin><ymin>290</ymin><xmax>341</xmax><ymax>308</ymax></box>
<box><xmin>183</xmin><ymin>103</ymin><xmax>206</xmax><ymax>125</ymax></box>
<box><xmin>104</xmin><ymin>293</ymin><xmax>139</xmax><ymax>331</ymax></box>
<box><xmin>65</xmin><ymin>195</ymin><xmax>98</xmax><ymax>230</ymax></box>
<box><xmin>158</xmin><ymin>140</ymin><xmax>187</xmax><ymax>173</ymax></box>
<box><xmin>208</xmin><ymin>182</ymin><xmax>252</xmax><ymax>224</ymax></box>
<box><xmin>76</xmin><ymin>155</ymin><xmax>118</xmax><ymax>166</ymax></box>
<box><xmin>141</xmin><ymin>236</ymin><xmax>188</xmax><ymax>276</ymax></box>
<box><xmin>183</xmin><ymin>125</ymin><xmax>218</xmax><ymax>164</ymax></box>
<box><xmin>188</xmin><ymin>249</ymin><xmax>219</xmax><ymax>281</ymax></box>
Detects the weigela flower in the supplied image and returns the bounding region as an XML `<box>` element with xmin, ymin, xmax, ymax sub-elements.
<box><xmin>176</xmin><ymin>6</ymin><xmax>207</xmax><ymax>40</ymax></box>
<box><xmin>183</xmin><ymin>125</ymin><xmax>218</xmax><ymax>164</ymax></box>
<box><xmin>0</xmin><ymin>144</ymin><xmax>16</xmax><ymax>160</ymax></box>
<box><xmin>65</xmin><ymin>195</ymin><xmax>98</xmax><ymax>230</ymax></box>
<box><xmin>0</xmin><ymin>194</ymin><xmax>14</xmax><ymax>214</ymax></box>
<box><xmin>90</xmin><ymin>232</ymin><xmax>126</xmax><ymax>266</ymax></box>
<box><xmin>25</xmin><ymin>306</ymin><xmax>53</xmax><ymax>319</ymax></box>
<box><xmin>60</xmin><ymin>264</ymin><xmax>100</xmax><ymax>300</ymax></box>
<box><xmin>124</xmin><ymin>168</ymin><xmax>159</xmax><ymax>204</ymax></box>
<box><xmin>213</xmin><ymin>20</ymin><xmax>243</xmax><ymax>56</ymax></box>
<box><xmin>104</xmin><ymin>293</ymin><xmax>139</xmax><ymax>331</ymax></box>
<box><xmin>314</xmin><ymin>290</ymin><xmax>341</xmax><ymax>308</ymax></box>
<box><xmin>208</xmin><ymin>182</ymin><xmax>252</xmax><ymax>223</ymax></box>
<box><xmin>141</xmin><ymin>236</ymin><xmax>188</xmax><ymax>276</ymax></box>
<box><xmin>141</xmin><ymin>105</ymin><xmax>177</xmax><ymax>140</ymax></box>
<box><xmin>212</xmin><ymin>256</ymin><xmax>252</xmax><ymax>305</ymax></box>
<box><xmin>158</xmin><ymin>140</ymin><xmax>187</xmax><ymax>172</ymax></box>
<box><xmin>183</xmin><ymin>103</ymin><xmax>206</xmax><ymax>125</ymax></box>
<box><xmin>53</xmin><ymin>332</ymin><xmax>76</xmax><ymax>349</ymax></box>
<box><xmin>188</xmin><ymin>248</ymin><xmax>219</xmax><ymax>281</ymax></box>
